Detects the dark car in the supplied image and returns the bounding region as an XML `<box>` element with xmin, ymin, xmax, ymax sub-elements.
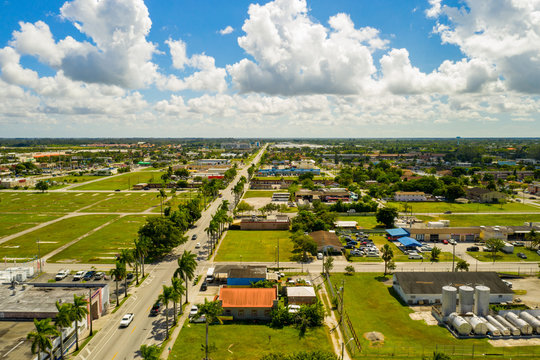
<box><xmin>126</xmin><ymin>273</ymin><xmax>134</xmax><ymax>280</ymax></box>
<box><xmin>444</xmin><ymin>211</ymin><xmax>452</xmax><ymax>214</ymax></box>
<box><xmin>191</xmin><ymin>234</ymin><xmax>198</xmax><ymax>240</ymax></box>
<box><xmin>150</xmin><ymin>302</ymin><xmax>161</xmax><ymax>316</ymax></box>
<box><xmin>83</xmin><ymin>271</ymin><xmax>95</xmax><ymax>281</ymax></box>
<box><xmin>200</xmin><ymin>281</ymin><xmax>207</xmax><ymax>291</ymax></box>
<box><xmin>517</xmin><ymin>252</ymin><xmax>527</xmax><ymax>259</ymax></box>
<box><xmin>344</xmin><ymin>244</ymin><xmax>354</xmax><ymax>249</ymax></box>
<box><xmin>467</xmin><ymin>246</ymin><xmax>479</xmax><ymax>252</ymax></box>
<box><xmin>115</xmin><ymin>189</ymin><xmax>121</xmax><ymax>192</ymax></box>
<box><xmin>347</xmin><ymin>240</ymin><xmax>358</xmax><ymax>246</ymax></box>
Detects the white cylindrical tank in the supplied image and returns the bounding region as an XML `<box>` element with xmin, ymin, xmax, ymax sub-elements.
<box><xmin>519</xmin><ymin>312</ymin><xmax>540</xmax><ymax>333</ymax></box>
<box><xmin>466</xmin><ymin>316</ymin><xmax>488</xmax><ymax>335</ymax></box>
<box><xmin>448</xmin><ymin>312</ymin><xmax>472</xmax><ymax>336</ymax></box>
<box><xmin>459</xmin><ymin>286</ymin><xmax>474</xmax><ymax>314</ymax></box>
<box><xmin>505</xmin><ymin>312</ymin><xmax>533</xmax><ymax>335</ymax></box>
<box><xmin>474</xmin><ymin>286</ymin><xmax>490</xmax><ymax>317</ymax></box>
<box><xmin>495</xmin><ymin>315</ymin><xmax>520</xmax><ymax>336</ymax></box>
<box><xmin>486</xmin><ymin>315</ymin><xmax>511</xmax><ymax>336</ymax></box>
<box><xmin>442</xmin><ymin>286</ymin><xmax>457</xmax><ymax>317</ymax></box>
<box><xmin>479</xmin><ymin>317</ymin><xmax>501</xmax><ymax>336</ymax></box>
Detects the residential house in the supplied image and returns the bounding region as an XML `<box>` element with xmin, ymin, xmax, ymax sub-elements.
<box><xmin>394</xmin><ymin>191</ymin><xmax>427</xmax><ymax>202</ymax></box>
<box><xmin>218</xmin><ymin>287</ymin><xmax>278</xmax><ymax>320</ymax></box>
<box><xmin>286</xmin><ymin>286</ymin><xmax>317</xmax><ymax>305</ymax></box>
<box><xmin>466</xmin><ymin>187</ymin><xmax>506</xmax><ymax>203</ymax></box>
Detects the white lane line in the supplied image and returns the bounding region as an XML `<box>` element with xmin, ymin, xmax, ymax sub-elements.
<box><xmin>3</xmin><ymin>340</ymin><xmax>24</xmax><ymax>358</ymax></box>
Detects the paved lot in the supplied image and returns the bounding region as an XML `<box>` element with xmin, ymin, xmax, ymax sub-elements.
<box><xmin>0</xmin><ymin>321</ymin><xmax>34</xmax><ymax>359</ymax></box>
<box><xmin>511</xmin><ymin>277</ymin><xmax>540</xmax><ymax>308</ymax></box>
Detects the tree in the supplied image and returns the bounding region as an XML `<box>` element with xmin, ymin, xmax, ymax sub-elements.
<box><xmin>158</xmin><ymin>285</ymin><xmax>174</xmax><ymax>339</ymax></box>
<box><xmin>525</xmin><ymin>229</ymin><xmax>539</xmax><ymax>249</ymax></box>
<box><xmin>430</xmin><ymin>247</ymin><xmax>441</xmax><ymax>263</ymax></box>
<box><xmin>376</xmin><ymin>207</ymin><xmax>398</xmax><ymax>228</ymax></box>
<box><xmin>171</xmin><ymin>277</ymin><xmax>185</xmax><ymax>322</ymax></box>
<box><xmin>345</xmin><ymin>265</ymin><xmax>355</xmax><ymax>276</ymax></box>
<box><xmin>290</xmin><ymin>232</ymin><xmax>317</xmax><ymax>262</ymax></box>
<box><xmin>157</xmin><ymin>188</ymin><xmax>167</xmax><ymax>216</ymax></box>
<box><xmin>195</xmin><ymin>299</ymin><xmax>224</xmax><ymax>360</ymax></box>
<box><xmin>110</xmin><ymin>261</ymin><xmax>125</xmax><ymax>307</ymax></box>
<box><xmin>70</xmin><ymin>294</ymin><xmax>89</xmax><ymax>351</ymax></box>
<box><xmin>117</xmin><ymin>249</ymin><xmax>134</xmax><ymax>297</ymax></box>
<box><xmin>288</xmin><ymin>183</ymin><xmax>299</xmax><ymax>202</ymax></box>
<box><xmin>54</xmin><ymin>302</ymin><xmax>73</xmax><ymax>359</ymax></box>
<box><xmin>431</xmin><ymin>352</ymin><xmax>452</xmax><ymax>360</ymax></box>
<box><xmin>236</xmin><ymin>201</ymin><xmax>254</xmax><ymax>215</ymax></box>
<box><xmin>138</xmin><ymin>217</ymin><xmax>185</xmax><ymax>259</ymax></box>
<box><xmin>261</xmin><ymin>351</ymin><xmax>338</xmax><ymax>360</ymax></box>
<box><xmin>381</xmin><ymin>244</ymin><xmax>394</xmax><ymax>275</ymax></box>
<box><xmin>323</xmin><ymin>256</ymin><xmax>334</xmax><ymax>275</ymax></box>
<box><xmin>27</xmin><ymin>318</ymin><xmax>60</xmax><ymax>360</ymax></box>
<box><xmin>445</xmin><ymin>184</ymin><xmax>465</xmax><ymax>201</ymax></box>
<box><xmin>140</xmin><ymin>344</ymin><xmax>161</xmax><ymax>360</ymax></box>
<box><xmin>174</xmin><ymin>251</ymin><xmax>197</xmax><ymax>303</ymax></box>
<box><xmin>485</xmin><ymin>238</ymin><xmax>505</xmax><ymax>263</ymax></box>
<box><xmin>174</xmin><ymin>168</ymin><xmax>190</xmax><ymax>178</ymax></box>
<box><xmin>35</xmin><ymin>180</ymin><xmax>49</xmax><ymax>193</ymax></box>
<box><xmin>455</xmin><ymin>259</ymin><xmax>470</xmax><ymax>272</ymax></box>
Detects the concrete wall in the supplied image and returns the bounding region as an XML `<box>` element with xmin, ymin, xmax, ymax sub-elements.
<box><xmin>240</xmin><ymin>221</ymin><xmax>289</xmax><ymax>230</ymax></box>
<box><xmin>222</xmin><ymin>307</ymin><xmax>273</xmax><ymax>320</ymax></box>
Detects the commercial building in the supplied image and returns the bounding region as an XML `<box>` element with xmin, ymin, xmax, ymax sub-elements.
<box><xmin>309</xmin><ymin>230</ymin><xmax>342</xmax><ymax>254</ymax></box>
<box><xmin>295</xmin><ymin>188</ymin><xmax>351</xmax><ymax>203</ymax></box>
<box><xmin>466</xmin><ymin>187</ymin><xmax>506</xmax><ymax>203</ymax></box>
<box><xmin>394</xmin><ymin>191</ymin><xmax>427</xmax><ymax>202</ymax></box>
<box><xmin>529</xmin><ymin>182</ymin><xmax>540</xmax><ymax>195</ymax></box>
<box><xmin>218</xmin><ymin>287</ymin><xmax>278</xmax><ymax>320</ymax></box>
<box><xmin>256</xmin><ymin>167</ymin><xmax>321</xmax><ymax>177</ymax></box>
<box><xmin>227</xmin><ymin>266</ymin><xmax>267</xmax><ymax>286</ymax></box>
<box><xmin>0</xmin><ymin>177</ymin><xmax>35</xmax><ymax>188</ymax></box>
<box><xmin>286</xmin><ymin>286</ymin><xmax>317</xmax><ymax>305</ymax></box>
<box><xmin>239</xmin><ymin>215</ymin><xmax>290</xmax><ymax>230</ymax></box>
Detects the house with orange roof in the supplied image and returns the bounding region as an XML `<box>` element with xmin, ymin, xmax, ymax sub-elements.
<box><xmin>218</xmin><ymin>287</ymin><xmax>278</xmax><ymax>320</ymax></box>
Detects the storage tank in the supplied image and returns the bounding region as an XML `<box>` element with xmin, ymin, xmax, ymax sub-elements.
<box><xmin>459</xmin><ymin>286</ymin><xmax>474</xmax><ymax>314</ymax></box>
<box><xmin>505</xmin><ymin>312</ymin><xmax>533</xmax><ymax>335</ymax></box>
<box><xmin>442</xmin><ymin>286</ymin><xmax>457</xmax><ymax>317</ymax></box>
<box><xmin>495</xmin><ymin>315</ymin><xmax>520</xmax><ymax>336</ymax></box>
<box><xmin>519</xmin><ymin>312</ymin><xmax>540</xmax><ymax>333</ymax></box>
<box><xmin>448</xmin><ymin>313</ymin><xmax>472</xmax><ymax>336</ymax></box>
<box><xmin>486</xmin><ymin>315</ymin><xmax>511</xmax><ymax>336</ymax></box>
<box><xmin>466</xmin><ymin>316</ymin><xmax>488</xmax><ymax>335</ymax></box>
<box><xmin>474</xmin><ymin>286</ymin><xmax>490</xmax><ymax>317</ymax></box>
<box><xmin>479</xmin><ymin>317</ymin><xmax>501</xmax><ymax>336</ymax></box>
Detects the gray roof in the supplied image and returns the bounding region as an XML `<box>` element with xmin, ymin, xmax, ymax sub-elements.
<box><xmin>228</xmin><ymin>266</ymin><xmax>267</xmax><ymax>279</ymax></box>
<box><xmin>394</xmin><ymin>272</ymin><xmax>513</xmax><ymax>295</ymax></box>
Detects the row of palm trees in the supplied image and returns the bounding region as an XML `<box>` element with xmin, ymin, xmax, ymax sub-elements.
<box><xmin>205</xmin><ymin>200</ymin><xmax>233</xmax><ymax>256</ymax></box>
<box><xmin>27</xmin><ymin>294</ymin><xmax>89</xmax><ymax>360</ymax></box>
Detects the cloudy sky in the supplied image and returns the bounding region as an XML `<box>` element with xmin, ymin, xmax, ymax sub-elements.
<box><xmin>1</xmin><ymin>0</ymin><xmax>539</xmax><ymax>138</ymax></box>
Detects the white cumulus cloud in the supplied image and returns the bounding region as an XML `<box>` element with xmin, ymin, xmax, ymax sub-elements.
<box><xmin>219</xmin><ymin>26</ymin><xmax>234</xmax><ymax>35</ymax></box>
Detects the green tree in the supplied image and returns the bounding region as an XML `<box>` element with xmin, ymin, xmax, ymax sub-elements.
<box><xmin>140</xmin><ymin>344</ymin><xmax>161</xmax><ymax>360</ymax></box>
<box><xmin>35</xmin><ymin>180</ymin><xmax>49</xmax><ymax>193</ymax></box>
<box><xmin>195</xmin><ymin>299</ymin><xmax>224</xmax><ymax>360</ymax></box>
<box><xmin>117</xmin><ymin>249</ymin><xmax>134</xmax><ymax>297</ymax></box>
<box><xmin>70</xmin><ymin>294</ymin><xmax>89</xmax><ymax>351</ymax></box>
<box><xmin>290</xmin><ymin>232</ymin><xmax>317</xmax><ymax>262</ymax></box>
<box><xmin>485</xmin><ymin>238</ymin><xmax>505</xmax><ymax>263</ymax></box>
<box><xmin>525</xmin><ymin>229</ymin><xmax>539</xmax><ymax>249</ymax></box>
<box><xmin>27</xmin><ymin>318</ymin><xmax>60</xmax><ymax>360</ymax></box>
<box><xmin>455</xmin><ymin>259</ymin><xmax>470</xmax><ymax>272</ymax></box>
<box><xmin>158</xmin><ymin>285</ymin><xmax>174</xmax><ymax>339</ymax></box>
<box><xmin>323</xmin><ymin>256</ymin><xmax>334</xmax><ymax>275</ymax></box>
<box><xmin>174</xmin><ymin>250</ymin><xmax>197</xmax><ymax>303</ymax></box>
<box><xmin>445</xmin><ymin>184</ymin><xmax>465</xmax><ymax>201</ymax></box>
<box><xmin>236</xmin><ymin>201</ymin><xmax>254</xmax><ymax>215</ymax></box>
<box><xmin>110</xmin><ymin>261</ymin><xmax>126</xmax><ymax>307</ymax></box>
<box><xmin>345</xmin><ymin>265</ymin><xmax>355</xmax><ymax>275</ymax></box>
<box><xmin>381</xmin><ymin>244</ymin><xmax>394</xmax><ymax>275</ymax></box>
<box><xmin>138</xmin><ymin>217</ymin><xmax>185</xmax><ymax>259</ymax></box>
<box><xmin>171</xmin><ymin>277</ymin><xmax>185</xmax><ymax>322</ymax></box>
<box><xmin>430</xmin><ymin>247</ymin><xmax>441</xmax><ymax>263</ymax></box>
<box><xmin>157</xmin><ymin>188</ymin><xmax>167</xmax><ymax>216</ymax></box>
<box><xmin>54</xmin><ymin>302</ymin><xmax>73</xmax><ymax>359</ymax></box>
<box><xmin>134</xmin><ymin>236</ymin><xmax>149</xmax><ymax>278</ymax></box>
<box><xmin>376</xmin><ymin>207</ymin><xmax>398</xmax><ymax>228</ymax></box>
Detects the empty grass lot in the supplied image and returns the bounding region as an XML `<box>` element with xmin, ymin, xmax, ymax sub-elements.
<box><xmin>389</xmin><ymin>201</ymin><xmax>540</xmax><ymax>213</ymax></box>
<box><xmin>416</xmin><ymin>214</ymin><xmax>540</xmax><ymax>227</ymax></box>
<box><xmin>0</xmin><ymin>214</ymin><xmax>63</xmax><ymax>238</ymax></box>
<box><xmin>337</xmin><ymin>216</ymin><xmax>380</xmax><ymax>229</ymax></box>
<box><xmin>71</xmin><ymin>171</ymin><xmax>165</xmax><ymax>190</ymax></box>
<box><xmin>214</xmin><ymin>230</ymin><xmax>293</xmax><ymax>262</ymax></box>
<box><xmin>0</xmin><ymin>215</ymin><xmax>116</xmax><ymax>261</ymax></box>
<box><xmin>151</xmin><ymin>191</ymin><xmax>199</xmax><ymax>213</ymax></box>
<box><xmin>0</xmin><ymin>192</ymin><xmax>109</xmax><ymax>213</ymax></box>
<box><xmin>169</xmin><ymin>323</ymin><xmax>333</xmax><ymax>360</ymax></box>
<box><xmin>467</xmin><ymin>247</ymin><xmax>540</xmax><ymax>262</ymax></box>
<box><xmin>45</xmin><ymin>175</ymin><xmax>104</xmax><ymax>189</ymax></box>
<box><xmin>243</xmin><ymin>190</ymin><xmax>280</xmax><ymax>198</ymax></box>
<box><xmin>48</xmin><ymin>215</ymin><xmax>155</xmax><ymax>263</ymax></box>
<box><xmin>80</xmin><ymin>193</ymin><xmax>161</xmax><ymax>212</ymax></box>
<box><xmin>328</xmin><ymin>273</ymin><xmax>540</xmax><ymax>359</ymax></box>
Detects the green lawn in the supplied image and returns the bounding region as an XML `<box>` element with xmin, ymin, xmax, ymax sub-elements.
<box><xmin>337</xmin><ymin>216</ymin><xmax>380</xmax><ymax>229</ymax></box>
<box><xmin>0</xmin><ymin>192</ymin><xmax>109</xmax><ymax>213</ymax></box>
<box><xmin>416</xmin><ymin>214</ymin><xmax>540</xmax><ymax>227</ymax></box>
<box><xmin>48</xmin><ymin>215</ymin><xmax>155</xmax><ymax>263</ymax></box>
<box><xmin>0</xmin><ymin>215</ymin><xmax>116</xmax><ymax>261</ymax></box>
<box><xmin>0</xmin><ymin>213</ymin><xmax>63</xmax><ymax>238</ymax></box>
<box><xmin>70</xmin><ymin>171</ymin><xmax>165</xmax><ymax>190</ymax></box>
<box><xmin>243</xmin><ymin>190</ymin><xmax>280</xmax><ymax>198</ymax></box>
<box><xmin>45</xmin><ymin>175</ymin><xmax>104</xmax><ymax>189</ymax></box>
<box><xmin>467</xmin><ymin>247</ymin><xmax>540</xmax><ymax>262</ymax></box>
<box><xmin>215</xmin><ymin>230</ymin><xmax>293</xmax><ymax>262</ymax></box>
<box><xmin>328</xmin><ymin>273</ymin><xmax>540</xmax><ymax>359</ymax></box>
<box><xmin>151</xmin><ymin>191</ymin><xmax>199</xmax><ymax>213</ymax></box>
<box><xmin>169</xmin><ymin>323</ymin><xmax>333</xmax><ymax>360</ymax></box>
<box><xmin>389</xmin><ymin>201</ymin><xmax>540</xmax><ymax>213</ymax></box>
<box><xmin>80</xmin><ymin>193</ymin><xmax>161</xmax><ymax>212</ymax></box>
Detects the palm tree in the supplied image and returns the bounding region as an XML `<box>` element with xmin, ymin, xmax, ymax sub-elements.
<box><xmin>140</xmin><ymin>344</ymin><xmax>161</xmax><ymax>360</ymax></box>
<box><xmin>54</xmin><ymin>302</ymin><xmax>73</xmax><ymax>359</ymax></box>
<box><xmin>135</xmin><ymin>236</ymin><xmax>150</xmax><ymax>278</ymax></box>
<box><xmin>130</xmin><ymin>247</ymin><xmax>140</xmax><ymax>285</ymax></box>
<box><xmin>455</xmin><ymin>259</ymin><xmax>470</xmax><ymax>272</ymax></box>
<box><xmin>381</xmin><ymin>244</ymin><xmax>394</xmax><ymax>276</ymax></box>
<box><xmin>158</xmin><ymin>285</ymin><xmax>174</xmax><ymax>339</ymax></box>
<box><xmin>196</xmin><ymin>299</ymin><xmax>223</xmax><ymax>360</ymax></box>
<box><xmin>525</xmin><ymin>229</ymin><xmax>539</xmax><ymax>249</ymax></box>
<box><xmin>157</xmin><ymin>188</ymin><xmax>167</xmax><ymax>216</ymax></box>
<box><xmin>110</xmin><ymin>261</ymin><xmax>126</xmax><ymax>307</ymax></box>
<box><xmin>27</xmin><ymin>318</ymin><xmax>60</xmax><ymax>360</ymax></box>
<box><xmin>171</xmin><ymin>277</ymin><xmax>186</xmax><ymax>318</ymax></box>
<box><xmin>174</xmin><ymin>251</ymin><xmax>197</xmax><ymax>303</ymax></box>
<box><xmin>70</xmin><ymin>295</ymin><xmax>89</xmax><ymax>351</ymax></box>
<box><xmin>117</xmin><ymin>249</ymin><xmax>134</xmax><ymax>297</ymax></box>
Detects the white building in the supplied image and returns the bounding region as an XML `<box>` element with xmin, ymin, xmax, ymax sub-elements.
<box><xmin>394</xmin><ymin>191</ymin><xmax>427</xmax><ymax>202</ymax></box>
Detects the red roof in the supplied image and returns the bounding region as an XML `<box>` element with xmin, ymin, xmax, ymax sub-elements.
<box><xmin>219</xmin><ymin>288</ymin><xmax>276</xmax><ymax>308</ymax></box>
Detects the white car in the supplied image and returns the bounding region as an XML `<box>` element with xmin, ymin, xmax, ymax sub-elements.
<box><xmin>189</xmin><ymin>305</ymin><xmax>199</xmax><ymax>317</ymax></box>
<box><xmin>287</xmin><ymin>304</ymin><xmax>301</xmax><ymax>314</ymax></box>
<box><xmin>502</xmin><ymin>280</ymin><xmax>513</xmax><ymax>288</ymax></box>
<box><xmin>120</xmin><ymin>313</ymin><xmax>134</xmax><ymax>327</ymax></box>
<box><xmin>55</xmin><ymin>269</ymin><xmax>70</xmax><ymax>281</ymax></box>
<box><xmin>195</xmin><ymin>242</ymin><xmax>201</xmax><ymax>249</ymax></box>
<box><xmin>449</xmin><ymin>239</ymin><xmax>457</xmax><ymax>245</ymax></box>
<box><xmin>73</xmin><ymin>271</ymin><xmax>86</xmax><ymax>281</ymax></box>
<box><xmin>408</xmin><ymin>252</ymin><xmax>423</xmax><ymax>260</ymax></box>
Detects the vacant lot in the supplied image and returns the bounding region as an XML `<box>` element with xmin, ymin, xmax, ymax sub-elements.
<box><xmin>49</xmin><ymin>215</ymin><xmax>155</xmax><ymax>263</ymax></box>
<box><xmin>215</xmin><ymin>230</ymin><xmax>293</xmax><ymax>262</ymax></box>
<box><xmin>169</xmin><ymin>323</ymin><xmax>333</xmax><ymax>360</ymax></box>
<box><xmin>337</xmin><ymin>216</ymin><xmax>380</xmax><ymax>229</ymax></box>
<box><xmin>467</xmin><ymin>247</ymin><xmax>540</xmax><ymax>262</ymax></box>
<box><xmin>243</xmin><ymin>190</ymin><xmax>280</xmax><ymax>198</ymax></box>
<box><xmin>151</xmin><ymin>191</ymin><xmax>200</xmax><ymax>213</ymax></box>
<box><xmin>328</xmin><ymin>273</ymin><xmax>539</xmax><ymax>359</ymax></box>
<box><xmin>389</xmin><ymin>201</ymin><xmax>540</xmax><ymax>213</ymax></box>
<box><xmin>416</xmin><ymin>214</ymin><xmax>540</xmax><ymax>227</ymax></box>
<box><xmin>71</xmin><ymin>171</ymin><xmax>165</xmax><ymax>190</ymax></box>
<box><xmin>81</xmin><ymin>193</ymin><xmax>161</xmax><ymax>212</ymax></box>
<box><xmin>0</xmin><ymin>215</ymin><xmax>116</xmax><ymax>261</ymax></box>
<box><xmin>0</xmin><ymin>213</ymin><xmax>62</xmax><ymax>238</ymax></box>
<box><xmin>0</xmin><ymin>192</ymin><xmax>109</xmax><ymax>213</ymax></box>
<box><xmin>46</xmin><ymin>175</ymin><xmax>104</xmax><ymax>189</ymax></box>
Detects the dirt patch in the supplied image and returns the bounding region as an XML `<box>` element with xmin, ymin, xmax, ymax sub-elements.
<box><xmin>511</xmin><ymin>278</ymin><xmax>540</xmax><ymax>309</ymax></box>
<box><xmin>489</xmin><ymin>338</ymin><xmax>540</xmax><ymax>347</ymax></box>
<box><xmin>363</xmin><ymin>331</ymin><xmax>385</xmax><ymax>346</ymax></box>
<box><xmin>409</xmin><ymin>311</ymin><xmax>438</xmax><ymax>325</ymax></box>
<box><xmin>243</xmin><ymin>197</ymin><xmax>272</xmax><ymax>209</ymax></box>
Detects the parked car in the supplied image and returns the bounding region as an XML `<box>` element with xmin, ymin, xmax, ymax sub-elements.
<box><xmin>344</xmin><ymin>244</ymin><xmax>354</xmax><ymax>249</ymax></box>
<box><xmin>517</xmin><ymin>252</ymin><xmax>527</xmax><ymax>259</ymax></box>
<box><xmin>420</xmin><ymin>245</ymin><xmax>433</xmax><ymax>252</ymax></box>
<box><xmin>200</xmin><ymin>282</ymin><xmax>207</xmax><ymax>291</ymax></box>
<box><xmin>191</xmin><ymin>234</ymin><xmax>197</xmax><ymax>240</ymax></box>
<box><xmin>513</xmin><ymin>241</ymin><xmax>525</xmax><ymax>247</ymax></box>
<box><xmin>347</xmin><ymin>240</ymin><xmax>358</xmax><ymax>246</ymax></box>
<box><xmin>366</xmin><ymin>251</ymin><xmax>379</xmax><ymax>257</ymax></box>
<box><xmin>120</xmin><ymin>313</ymin><xmax>134</xmax><ymax>327</ymax></box>
<box><xmin>448</xmin><ymin>239</ymin><xmax>457</xmax><ymax>245</ymax></box>
<box><xmin>442</xmin><ymin>239</ymin><xmax>449</xmax><ymax>244</ymax></box>
<box><xmin>126</xmin><ymin>273</ymin><xmax>134</xmax><ymax>280</ymax></box>
<box><xmin>408</xmin><ymin>252</ymin><xmax>423</xmax><ymax>260</ymax></box>
<box><xmin>189</xmin><ymin>305</ymin><xmax>199</xmax><ymax>317</ymax></box>
<box><xmin>150</xmin><ymin>302</ymin><xmax>161</xmax><ymax>316</ymax></box>
<box><xmin>350</xmin><ymin>249</ymin><xmax>362</xmax><ymax>256</ymax></box>
<box><xmin>55</xmin><ymin>269</ymin><xmax>70</xmax><ymax>281</ymax></box>
<box><xmin>83</xmin><ymin>271</ymin><xmax>96</xmax><ymax>281</ymax></box>
<box><xmin>466</xmin><ymin>246</ymin><xmax>480</xmax><ymax>252</ymax></box>
<box><xmin>287</xmin><ymin>304</ymin><xmax>301</xmax><ymax>314</ymax></box>
<box><xmin>195</xmin><ymin>242</ymin><xmax>201</xmax><ymax>249</ymax></box>
<box><xmin>502</xmin><ymin>280</ymin><xmax>513</xmax><ymax>288</ymax></box>
<box><xmin>94</xmin><ymin>272</ymin><xmax>105</xmax><ymax>280</ymax></box>
<box><xmin>537</xmin><ymin>249</ymin><xmax>540</xmax><ymax>256</ymax></box>
<box><xmin>73</xmin><ymin>271</ymin><xmax>86</xmax><ymax>281</ymax></box>
<box><xmin>317</xmin><ymin>252</ymin><xmax>323</xmax><ymax>260</ymax></box>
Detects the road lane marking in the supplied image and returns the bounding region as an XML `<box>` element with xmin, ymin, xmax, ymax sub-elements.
<box><xmin>112</xmin><ymin>352</ymin><xmax>118</xmax><ymax>360</ymax></box>
<box><xmin>146</xmin><ymin>305</ymin><xmax>151</xmax><ymax>312</ymax></box>
<box><xmin>131</xmin><ymin>325</ymin><xmax>137</xmax><ymax>334</ymax></box>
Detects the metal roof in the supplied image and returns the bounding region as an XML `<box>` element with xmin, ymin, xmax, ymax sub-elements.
<box><xmin>397</xmin><ymin>237</ymin><xmax>422</xmax><ymax>247</ymax></box>
<box><xmin>386</xmin><ymin>228</ymin><xmax>410</xmax><ymax>237</ymax></box>
<box><xmin>219</xmin><ymin>288</ymin><xmax>277</xmax><ymax>308</ymax></box>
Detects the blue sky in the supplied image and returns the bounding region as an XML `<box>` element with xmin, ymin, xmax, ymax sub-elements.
<box><xmin>0</xmin><ymin>0</ymin><xmax>539</xmax><ymax>138</ymax></box>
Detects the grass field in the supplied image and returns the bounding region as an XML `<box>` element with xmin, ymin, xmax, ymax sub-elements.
<box><xmin>151</xmin><ymin>191</ymin><xmax>200</xmax><ymax>213</ymax></box>
<box><xmin>45</xmin><ymin>175</ymin><xmax>104</xmax><ymax>189</ymax></box>
<box><xmin>169</xmin><ymin>323</ymin><xmax>333</xmax><ymax>360</ymax></box>
<box><xmin>71</xmin><ymin>171</ymin><xmax>165</xmax><ymax>190</ymax></box>
<box><xmin>416</xmin><ymin>214</ymin><xmax>540</xmax><ymax>227</ymax></box>
<box><xmin>243</xmin><ymin>190</ymin><xmax>280</xmax><ymax>198</ymax></box>
<box><xmin>328</xmin><ymin>273</ymin><xmax>540</xmax><ymax>359</ymax></box>
<box><xmin>337</xmin><ymin>216</ymin><xmax>380</xmax><ymax>229</ymax></box>
<box><xmin>0</xmin><ymin>192</ymin><xmax>109</xmax><ymax>213</ymax></box>
<box><xmin>215</xmin><ymin>230</ymin><xmax>293</xmax><ymax>262</ymax></box>
<box><xmin>48</xmin><ymin>215</ymin><xmax>155</xmax><ymax>263</ymax></box>
<box><xmin>0</xmin><ymin>214</ymin><xmax>63</xmax><ymax>238</ymax></box>
<box><xmin>467</xmin><ymin>247</ymin><xmax>540</xmax><ymax>262</ymax></box>
<box><xmin>0</xmin><ymin>215</ymin><xmax>116</xmax><ymax>261</ymax></box>
<box><xmin>80</xmin><ymin>193</ymin><xmax>161</xmax><ymax>212</ymax></box>
<box><xmin>389</xmin><ymin>201</ymin><xmax>540</xmax><ymax>213</ymax></box>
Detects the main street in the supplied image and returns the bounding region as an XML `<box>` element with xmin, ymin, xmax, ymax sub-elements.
<box><xmin>76</xmin><ymin>145</ymin><xmax>267</xmax><ymax>360</ymax></box>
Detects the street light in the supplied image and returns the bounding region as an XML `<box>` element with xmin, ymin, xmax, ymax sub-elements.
<box><xmin>341</xmin><ymin>337</ymin><xmax>354</xmax><ymax>360</ymax></box>
<box><xmin>451</xmin><ymin>242</ymin><xmax>456</xmax><ymax>272</ymax></box>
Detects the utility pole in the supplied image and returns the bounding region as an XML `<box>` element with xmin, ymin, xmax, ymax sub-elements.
<box><xmin>340</xmin><ymin>279</ymin><xmax>345</xmax><ymax>315</ymax></box>
<box><xmin>452</xmin><ymin>243</ymin><xmax>456</xmax><ymax>272</ymax></box>
<box><xmin>36</xmin><ymin>238</ymin><xmax>41</xmax><ymax>274</ymax></box>
<box><xmin>88</xmin><ymin>288</ymin><xmax>93</xmax><ymax>336</ymax></box>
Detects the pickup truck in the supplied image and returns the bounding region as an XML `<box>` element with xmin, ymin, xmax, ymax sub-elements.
<box><xmin>73</xmin><ymin>271</ymin><xmax>86</xmax><ymax>281</ymax></box>
<box><xmin>55</xmin><ymin>269</ymin><xmax>70</xmax><ymax>281</ymax></box>
<box><xmin>120</xmin><ymin>313</ymin><xmax>134</xmax><ymax>327</ymax></box>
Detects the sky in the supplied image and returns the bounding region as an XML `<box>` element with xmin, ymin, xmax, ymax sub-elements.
<box><xmin>0</xmin><ymin>0</ymin><xmax>540</xmax><ymax>138</ymax></box>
